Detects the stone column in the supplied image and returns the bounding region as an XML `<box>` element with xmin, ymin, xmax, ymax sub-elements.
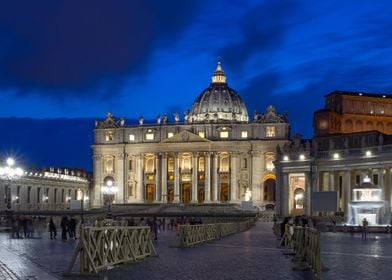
<box><xmin>154</xmin><ymin>154</ymin><xmax>161</xmax><ymax>203</ymax></box>
<box><xmin>282</xmin><ymin>173</ymin><xmax>289</xmax><ymax>215</ymax></box>
<box><xmin>191</xmin><ymin>153</ymin><xmax>198</xmax><ymax>203</ymax></box>
<box><xmin>230</xmin><ymin>152</ymin><xmax>238</xmax><ymax>202</ymax></box>
<box><xmin>250</xmin><ymin>151</ymin><xmax>265</xmax><ymax>201</ymax></box>
<box><xmin>212</xmin><ymin>153</ymin><xmax>219</xmax><ymax>202</ymax></box>
<box><xmin>204</xmin><ymin>152</ymin><xmax>211</xmax><ymax>203</ymax></box>
<box><xmin>305</xmin><ymin>171</ymin><xmax>312</xmax><ymax>216</ymax></box>
<box><xmin>136</xmin><ymin>154</ymin><xmax>144</xmax><ymax>202</ymax></box>
<box><xmin>92</xmin><ymin>154</ymin><xmax>102</xmax><ymax>207</ymax></box>
<box><xmin>116</xmin><ymin>153</ymin><xmax>125</xmax><ymax>203</ymax></box>
<box><xmin>384</xmin><ymin>168</ymin><xmax>391</xmax><ymax>222</ymax></box>
<box><xmin>161</xmin><ymin>153</ymin><xmax>168</xmax><ymax>203</ymax></box>
<box><xmin>173</xmin><ymin>153</ymin><xmax>180</xmax><ymax>203</ymax></box>
<box><xmin>343</xmin><ymin>170</ymin><xmax>351</xmax><ymax>221</ymax></box>
<box><xmin>329</xmin><ymin>171</ymin><xmax>335</xmax><ymax>191</ymax></box>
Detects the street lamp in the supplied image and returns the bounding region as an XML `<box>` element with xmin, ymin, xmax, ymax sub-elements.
<box><xmin>102</xmin><ymin>179</ymin><xmax>118</xmax><ymax>219</ymax></box>
<box><xmin>0</xmin><ymin>157</ymin><xmax>24</xmax><ymax>210</ymax></box>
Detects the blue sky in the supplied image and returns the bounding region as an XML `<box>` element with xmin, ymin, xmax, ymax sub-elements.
<box><xmin>1</xmin><ymin>0</ymin><xmax>392</xmax><ymax>169</ymax></box>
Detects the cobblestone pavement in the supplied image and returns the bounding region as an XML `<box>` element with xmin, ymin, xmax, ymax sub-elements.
<box><xmin>0</xmin><ymin>223</ymin><xmax>391</xmax><ymax>279</ymax></box>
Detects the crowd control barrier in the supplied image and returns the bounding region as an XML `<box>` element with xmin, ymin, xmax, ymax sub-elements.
<box><xmin>65</xmin><ymin>225</ymin><xmax>157</xmax><ymax>276</ymax></box>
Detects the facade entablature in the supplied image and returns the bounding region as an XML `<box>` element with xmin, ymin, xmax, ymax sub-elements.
<box><xmin>94</xmin><ymin>116</ymin><xmax>290</xmax><ymax>144</ymax></box>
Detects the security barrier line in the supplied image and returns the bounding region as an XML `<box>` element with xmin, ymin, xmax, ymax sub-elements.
<box><xmin>65</xmin><ymin>225</ymin><xmax>157</xmax><ymax>276</ymax></box>
<box><xmin>179</xmin><ymin>218</ymin><xmax>256</xmax><ymax>247</ymax></box>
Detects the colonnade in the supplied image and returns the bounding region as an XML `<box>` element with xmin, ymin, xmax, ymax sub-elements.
<box><xmin>279</xmin><ymin>167</ymin><xmax>392</xmax><ymax>217</ymax></box>
<box><xmin>133</xmin><ymin>151</ymin><xmax>241</xmax><ymax>204</ymax></box>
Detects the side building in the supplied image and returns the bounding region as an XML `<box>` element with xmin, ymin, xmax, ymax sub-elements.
<box><xmin>0</xmin><ymin>167</ymin><xmax>91</xmax><ymax>212</ymax></box>
<box><xmin>276</xmin><ymin>91</ymin><xmax>392</xmax><ymax>224</ymax></box>
<box><xmin>92</xmin><ymin>61</ymin><xmax>291</xmax><ymax>208</ymax></box>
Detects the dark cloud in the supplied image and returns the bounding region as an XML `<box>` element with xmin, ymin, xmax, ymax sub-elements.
<box><xmin>217</xmin><ymin>0</ymin><xmax>301</xmax><ymax>67</ymax></box>
<box><xmin>0</xmin><ymin>0</ymin><xmax>202</xmax><ymax>98</ymax></box>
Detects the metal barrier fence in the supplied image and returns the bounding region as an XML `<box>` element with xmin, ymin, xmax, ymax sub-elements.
<box><xmin>278</xmin><ymin>225</ymin><xmax>325</xmax><ymax>280</ymax></box>
<box><xmin>65</xmin><ymin>225</ymin><xmax>157</xmax><ymax>276</ymax></box>
<box><xmin>179</xmin><ymin>218</ymin><xmax>256</xmax><ymax>247</ymax></box>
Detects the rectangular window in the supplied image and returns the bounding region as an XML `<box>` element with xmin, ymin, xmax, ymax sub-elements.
<box><xmin>68</xmin><ymin>189</ymin><xmax>71</xmax><ymax>200</ymax></box>
<box><xmin>54</xmin><ymin>189</ymin><xmax>57</xmax><ymax>203</ymax></box>
<box><xmin>27</xmin><ymin>187</ymin><xmax>31</xmax><ymax>204</ymax></box>
<box><xmin>220</xmin><ymin>131</ymin><xmax>229</xmax><ymax>138</ymax></box>
<box><xmin>37</xmin><ymin>188</ymin><xmax>41</xmax><ymax>203</ymax></box>
<box><xmin>373</xmin><ymin>174</ymin><xmax>378</xmax><ymax>185</ymax></box>
<box><xmin>129</xmin><ymin>134</ymin><xmax>135</xmax><ymax>141</ymax></box>
<box><xmin>61</xmin><ymin>189</ymin><xmax>65</xmax><ymax>203</ymax></box>
<box><xmin>105</xmin><ymin>131</ymin><xmax>114</xmax><ymax>141</ymax></box>
<box><xmin>198</xmin><ymin>131</ymin><xmax>205</xmax><ymax>138</ymax></box>
<box><xmin>355</xmin><ymin>175</ymin><xmax>360</xmax><ymax>185</ymax></box>
<box><xmin>241</xmin><ymin>131</ymin><xmax>248</xmax><ymax>138</ymax></box>
<box><xmin>145</xmin><ymin>133</ymin><xmax>154</xmax><ymax>140</ymax></box>
<box><xmin>167</xmin><ymin>132</ymin><xmax>174</xmax><ymax>138</ymax></box>
<box><xmin>266</xmin><ymin>126</ymin><xmax>276</xmax><ymax>137</ymax></box>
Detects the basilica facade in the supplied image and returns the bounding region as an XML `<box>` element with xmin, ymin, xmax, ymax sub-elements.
<box><xmin>92</xmin><ymin>61</ymin><xmax>290</xmax><ymax>207</ymax></box>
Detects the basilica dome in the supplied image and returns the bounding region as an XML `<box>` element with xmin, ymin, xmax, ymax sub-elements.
<box><xmin>187</xmin><ymin>60</ymin><xmax>249</xmax><ymax>123</ymax></box>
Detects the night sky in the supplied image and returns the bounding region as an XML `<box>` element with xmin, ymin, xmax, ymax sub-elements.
<box><xmin>1</xmin><ymin>0</ymin><xmax>392</xmax><ymax>171</ymax></box>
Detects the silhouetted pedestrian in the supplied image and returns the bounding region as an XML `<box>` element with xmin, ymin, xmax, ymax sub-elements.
<box><xmin>68</xmin><ymin>217</ymin><xmax>77</xmax><ymax>239</ymax></box>
<box><xmin>61</xmin><ymin>216</ymin><xmax>69</xmax><ymax>241</ymax></box>
<box><xmin>49</xmin><ymin>217</ymin><xmax>57</xmax><ymax>239</ymax></box>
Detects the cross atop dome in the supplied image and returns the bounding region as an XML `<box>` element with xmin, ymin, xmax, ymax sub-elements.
<box><xmin>211</xmin><ymin>58</ymin><xmax>227</xmax><ymax>84</ymax></box>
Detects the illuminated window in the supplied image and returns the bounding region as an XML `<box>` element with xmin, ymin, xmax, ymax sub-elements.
<box><xmin>241</xmin><ymin>131</ymin><xmax>248</xmax><ymax>138</ymax></box>
<box><xmin>168</xmin><ymin>132</ymin><xmax>174</xmax><ymax>138</ymax></box>
<box><xmin>105</xmin><ymin>131</ymin><xmax>114</xmax><ymax>141</ymax></box>
<box><xmin>168</xmin><ymin>158</ymin><xmax>174</xmax><ymax>172</ymax></box>
<box><xmin>219</xmin><ymin>154</ymin><xmax>229</xmax><ymax>172</ymax></box>
<box><xmin>129</xmin><ymin>134</ymin><xmax>135</xmax><ymax>141</ymax></box>
<box><xmin>220</xmin><ymin>131</ymin><xmax>229</xmax><ymax>138</ymax></box>
<box><xmin>198</xmin><ymin>131</ymin><xmax>205</xmax><ymax>138</ymax></box>
<box><xmin>198</xmin><ymin>157</ymin><xmax>205</xmax><ymax>172</ymax></box>
<box><xmin>146</xmin><ymin>133</ymin><xmax>154</xmax><ymax>140</ymax></box>
<box><xmin>265</xmin><ymin>152</ymin><xmax>275</xmax><ymax>171</ymax></box>
<box><xmin>266</xmin><ymin>126</ymin><xmax>276</xmax><ymax>137</ymax></box>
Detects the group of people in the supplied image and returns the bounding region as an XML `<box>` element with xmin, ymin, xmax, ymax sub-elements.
<box><xmin>48</xmin><ymin>216</ymin><xmax>77</xmax><ymax>240</ymax></box>
<box><xmin>11</xmin><ymin>216</ymin><xmax>34</xmax><ymax>238</ymax></box>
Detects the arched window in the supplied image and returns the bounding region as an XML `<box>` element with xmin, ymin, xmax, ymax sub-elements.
<box><xmin>294</xmin><ymin>188</ymin><xmax>305</xmax><ymax>209</ymax></box>
<box><xmin>145</xmin><ymin>155</ymin><xmax>155</xmax><ymax>173</ymax></box>
<box><xmin>219</xmin><ymin>153</ymin><xmax>229</xmax><ymax>172</ymax></box>
<box><xmin>265</xmin><ymin>152</ymin><xmax>275</xmax><ymax>172</ymax></box>
<box><xmin>344</xmin><ymin>119</ymin><xmax>353</xmax><ymax>133</ymax></box>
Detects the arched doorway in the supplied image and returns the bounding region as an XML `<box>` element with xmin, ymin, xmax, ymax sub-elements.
<box><xmin>293</xmin><ymin>188</ymin><xmax>305</xmax><ymax>210</ymax></box>
<box><xmin>220</xmin><ymin>183</ymin><xmax>229</xmax><ymax>202</ymax></box>
<box><xmin>146</xmin><ymin>184</ymin><xmax>154</xmax><ymax>202</ymax></box>
<box><xmin>182</xmin><ymin>183</ymin><xmax>191</xmax><ymax>203</ymax></box>
<box><xmin>263</xmin><ymin>174</ymin><xmax>276</xmax><ymax>202</ymax></box>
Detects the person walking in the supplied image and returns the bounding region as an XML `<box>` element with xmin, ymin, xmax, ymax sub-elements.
<box><xmin>361</xmin><ymin>218</ymin><xmax>369</xmax><ymax>239</ymax></box>
<box><xmin>49</xmin><ymin>217</ymin><xmax>57</xmax><ymax>239</ymax></box>
<box><xmin>60</xmin><ymin>216</ymin><xmax>69</xmax><ymax>241</ymax></box>
<box><xmin>68</xmin><ymin>217</ymin><xmax>77</xmax><ymax>239</ymax></box>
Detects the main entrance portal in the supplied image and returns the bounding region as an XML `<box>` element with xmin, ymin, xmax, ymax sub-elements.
<box><xmin>182</xmin><ymin>183</ymin><xmax>191</xmax><ymax>203</ymax></box>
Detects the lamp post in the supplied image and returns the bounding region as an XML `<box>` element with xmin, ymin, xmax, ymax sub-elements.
<box><xmin>102</xmin><ymin>179</ymin><xmax>118</xmax><ymax>219</ymax></box>
<box><xmin>0</xmin><ymin>158</ymin><xmax>24</xmax><ymax>210</ymax></box>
